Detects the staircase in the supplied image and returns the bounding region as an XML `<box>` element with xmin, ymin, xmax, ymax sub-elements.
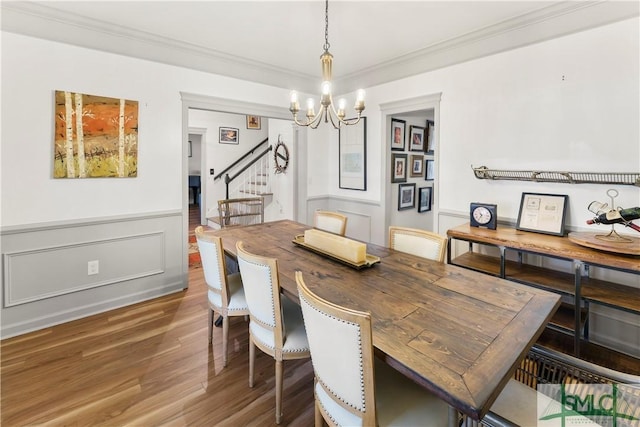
<box><xmin>228</xmin><ymin>155</ymin><xmax>272</xmax><ymax>198</ymax></box>
<box><xmin>207</xmin><ymin>139</ymin><xmax>272</xmax><ymax>229</ymax></box>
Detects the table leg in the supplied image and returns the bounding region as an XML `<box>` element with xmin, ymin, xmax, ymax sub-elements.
<box><xmin>448</xmin><ymin>405</ymin><xmax>458</xmax><ymax>427</ymax></box>
<box><xmin>573</xmin><ymin>260</ymin><xmax>583</xmax><ymax>357</ymax></box>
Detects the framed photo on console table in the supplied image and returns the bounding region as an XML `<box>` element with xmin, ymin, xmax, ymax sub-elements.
<box><xmin>516</xmin><ymin>192</ymin><xmax>569</xmax><ymax>236</ymax></box>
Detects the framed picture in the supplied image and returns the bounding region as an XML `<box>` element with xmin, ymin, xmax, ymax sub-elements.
<box><xmin>339</xmin><ymin>117</ymin><xmax>367</xmax><ymax>191</ymax></box>
<box><xmin>516</xmin><ymin>192</ymin><xmax>569</xmax><ymax>236</ymax></box>
<box><xmin>246</xmin><ymin>115</ymin><xmax>261</xmax><ymax>129</ymax></box>
<box><xmin>425</xmin><ymin>120</ymin><xmax>435</xmax><ymax>154</ymax></box>
<box><xmin>391</xmin><ymin>153</ymin><xmax>407</xmax><ymax>183</ymax></box>
<box><xmin>425</xmin><ymin>159</ymin><xmax>434</xmax><ymax>180</ymax></box>
<box><xmin>391</xmin><ymin>118</ymin><xmax>406</xmax><ymax>151</ymax></box>
<box><xmin>418</xmin><ymin>187</ymin><xmax>432</xmax><ymax>213</ymax></box>
<box><xmin>398</xmin><ymin>183</ymin><xmax>416</xmax><ymax>210</ymax></box>
<box><xmin>219</xmin><ymin>127</ymin><xmax>239</xmax><ymax>144</ymax></box>
<box><xmin>410</xmin><ymin>155</ymin><xmax>423</xmax><ymax>177</ymax></box>
<box><xmin>409</xmin><ymin>125</ymin><xmax>425</xmax><ymax>152</ymax></box>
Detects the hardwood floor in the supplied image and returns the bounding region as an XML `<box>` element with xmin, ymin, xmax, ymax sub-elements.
<box><xmin>0</xmin><ymin>205</ymin><xmax>315</xmax><ymax>426</ymax></box>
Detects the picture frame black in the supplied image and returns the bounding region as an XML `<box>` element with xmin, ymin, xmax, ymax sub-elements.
<box><xmin>339</xmin><ymin>117</ymin><xmax>367</xmax><ymax>191</ymax></box>
<box><xmin>391</xmin><ymin>153</ymin><xmax>407</xmax><ymax>183</ymax></box>
<box><xmin>418</xmin><ymin>187</ymin><xmax>432</xmax><ymax>213</ymax></box>
<box><xmin>410</xmin><ymin>154</ymin><xmax>423</xmax><ymax>178</ymax></box>
<box><xmin>398</xmin><ymin>183</ymin><xmax>416</xmax><ymax>210</ymax></box>
<box><xmin>425</xmin><ymin>120</ymin><xmax>435</xmax><ymax>154</ymax></box>
<box><xmin>219</xmin><ymin>127</ymin><xmax>239</xmax><ymax>144</ymax></box>
<box><xmin>409</xmin><ymin>125</ymin><xmax>425</xmax><ymax>152</ymax></box>
<box><xmin>516</xmin><ymin>192</ymin><xmax>569</xmax><ymax>236</ymax></box>
<box><xmin>425</xmin><ymin>159</ymin><xmax>434</xmax><ymax>180</ymax></box>
<box><xmin>391</xmin><ymin>118</ymin><xmax>406</xmax><ymax>151</ymax></box>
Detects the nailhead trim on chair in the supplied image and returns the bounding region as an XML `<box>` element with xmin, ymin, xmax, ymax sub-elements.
<box><xmin>301</xmin><ymin>294</ymin><xmax>366</xmax><ymax>412</ymax></box>
<box><xmin>239</xmin><ymin>258</ymin><xmax>276</xmax><ymax>327</ymax></box>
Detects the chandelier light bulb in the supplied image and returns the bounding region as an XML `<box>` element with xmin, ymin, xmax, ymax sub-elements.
<box><xmin>322</xmin><ymin>81</ymin><xmax>331</xmax><ymax>95</ymax></box>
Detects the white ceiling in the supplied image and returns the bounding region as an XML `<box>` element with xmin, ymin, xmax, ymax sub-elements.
<box><xmin>2</xmin><ymin>1</ymin><xmax>638</xmax><ymax>93</ymax></box>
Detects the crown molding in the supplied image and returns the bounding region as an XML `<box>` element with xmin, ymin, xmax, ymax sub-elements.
<box><xmin>336</xmin><ymin>1</ymin><xmax>639</xmax><ymax>90</ymax></box>
<box><xmin>2</xmin><ymin>1</ymin><xmax>638</xmax><ymax>93</ymax></box>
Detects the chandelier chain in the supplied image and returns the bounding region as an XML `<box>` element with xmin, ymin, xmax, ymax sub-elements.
<box><xmin>323</xmin><ymin>0</ymin><xmax>330</xmax><ymax>52</ymax></box>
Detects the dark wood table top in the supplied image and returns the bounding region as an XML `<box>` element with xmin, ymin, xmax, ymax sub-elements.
<box><xmin>212</xmin><ymin>220</ymin><xmax>561</xmax><ymax>420</ymax></box>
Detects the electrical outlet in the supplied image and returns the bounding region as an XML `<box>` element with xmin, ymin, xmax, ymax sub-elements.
<box><xmin>88</xmin><ymin>260</ymin><xmax>99</xmax><ymax>275</ymax></box>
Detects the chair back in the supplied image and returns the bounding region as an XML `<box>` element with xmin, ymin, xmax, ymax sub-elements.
<box><xmin>296</xmin><ymin>271</ymin><xmax>377</xmax><ymax>425</ymax></box>
<box><xmin>236</xmin><ymin>241</ymin><xmax>285</xmax><ymax>350</ymax></box>
<box><xmin>314</xmin><ymin>210</ymin><xmax>348</xmax><ymax>236</ymax></box>
<box><xmin>195</xmin><ymin>226</ymin><xmax>230</xmax><ymax>305</ymax></box>
<box><xmin>389</xmin><ymin>226</ymin><xmax>447</xmax><ymax>262</ymax></box>
<box><xmin>217</xmin><ymin>197</ymin><xmax>264</xmax><ymax>228</ymax></box>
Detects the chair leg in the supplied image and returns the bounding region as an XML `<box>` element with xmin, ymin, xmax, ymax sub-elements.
<box><xmin>249</xmin><ymin>338</ymin><xmax>255</xmax><ymax>388</ymax></box>
<box><xmin>208</xmin><ymin>309</ymin><xmax>213</xmax><ymax>344</ymax></box>
<box><xmin>275</xmin><ymin>359</ymin><xmax>283</xmax><ymax>424</ymax></box>
<box><xmin>315</xmin><ymin>400</ymin><xmax>323</xmax><ymax>427</ymax></box>
<box><xmin>222</xmin><ymin>315</ymin><xmax>229</xmax><ymax>367</ymax></box>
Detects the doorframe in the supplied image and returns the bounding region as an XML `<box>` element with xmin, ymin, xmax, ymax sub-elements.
<box><xmin>379</xmin><ymin>93</ymin><xmax>442</xmax><ymax>243</ymax></box>
<box><xmin>180</xmin><ymin>92</ymin><xmax>294</xmax><ymax>278</ymax></box>
<box><xmin>188</xmin><ymin>127</ymin><xmax>207</xmax><ymax>225</ymax></box>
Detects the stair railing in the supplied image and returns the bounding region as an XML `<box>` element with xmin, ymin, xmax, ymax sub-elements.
<box><xmin>224</xmin><ymin>145</ymin><xmax>272</xmax><ymax>199</ymax></box>
<box><xmin>214</xmin><ymin>138</ymin><xmax>269</xmax><ymax>181</ymax></box>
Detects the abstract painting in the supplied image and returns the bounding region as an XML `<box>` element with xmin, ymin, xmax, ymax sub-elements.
<box><xmin>54</xmin><ymin>90</ymin><xmax>138</xmax><ymax>178</ymax></box>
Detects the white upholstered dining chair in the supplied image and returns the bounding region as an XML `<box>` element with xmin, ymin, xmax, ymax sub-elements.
<box><xmin>296</xmin><ymin>271</ymin><xmax>450</xmax><ymax>426</ymax></box>
<box><xmin>314</xmin><ymin>210</ymin><xmax>348</xmax><ymax>236</ymax></box>
<box><xmin>236</xmin><ymin>241</ymin><xmax>311</xmax><ymax>424</ymax></box>
<box><xmin>389</xmin><ymin>226</ymin><xmax>448</xmax><ymax>263</ymax></box>
<box><xmin>195</xmin><ymin>226</ymin><xmax>249</xmax><ymax>367</ymax></box>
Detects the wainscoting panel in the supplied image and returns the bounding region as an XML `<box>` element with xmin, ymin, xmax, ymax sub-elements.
<box><xmin>0</xmin><ymin>211</ymin><xmax>185</xmax><ymax>339</ymax></box>
<box><xmin>4</xmin><ymin>232</ymin><xmax>165</xmax><ymax>307</ymax></box>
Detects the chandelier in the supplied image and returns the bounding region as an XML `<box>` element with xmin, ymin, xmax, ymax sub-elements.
<box><xmin>289</xmin><ymin>0</ymin><xmax>365</xmax><ymax>129</ymax></box>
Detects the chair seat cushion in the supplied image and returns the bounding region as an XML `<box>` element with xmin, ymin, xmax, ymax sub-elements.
<box><xmin>250</xmin><ymin>295</ymin><xmax>309</xmax><ymax>354</ymax></box>
<box><xmin>208</xmin><ymin>272</ymin><xmax>248</xmax><ymax>313</ymax></box>
<box><xmin>316</xmin><ymin>359</ymin><xmax>449</xmax><ymax>427</ymax></box>
<box><xmin>375</xmin><ymin>360</ymin><xmax>450</xmax><ymax>426</ymax></box>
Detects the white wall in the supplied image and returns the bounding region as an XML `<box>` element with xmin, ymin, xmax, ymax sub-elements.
<box><xmin>314</xmin><ymin>17</ymin><xmax>639</xmax><ymax>248</ymax></box>
<box><xmin>0</xmin><ymin>32</ymin><xmax>290</xmax><ymax>227</ymax></box>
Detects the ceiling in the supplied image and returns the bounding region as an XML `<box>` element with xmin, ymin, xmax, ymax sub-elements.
<box><xmin>2</xmin><ymin>1</ymin><xmax>638</xmax><ymax>94</ymax></box>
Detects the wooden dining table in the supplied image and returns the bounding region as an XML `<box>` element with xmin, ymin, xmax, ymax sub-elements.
<box><xmin>212</xmin><ymin>220</ymin><xmax>561</xmax><ymax>423</ymax></box>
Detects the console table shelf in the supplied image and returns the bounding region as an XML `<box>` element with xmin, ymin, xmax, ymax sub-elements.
<box><xmin>447</xmin><ymin>223</ymin><xmax>640</xmax><ymax>357</ymax></box>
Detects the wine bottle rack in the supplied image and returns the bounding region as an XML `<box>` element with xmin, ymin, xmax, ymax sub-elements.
<box><xmin>472</xmin><ymin>166</ymin><xmax>640</xmax><ymax>186</ymax></box>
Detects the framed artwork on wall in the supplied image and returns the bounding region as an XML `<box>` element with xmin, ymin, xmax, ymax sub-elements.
<box><xmin>339</xmin><ymin>117</ymin><xmax>367</xmax><ymax>191</ymax></box>
<box><xmin>418</xmin><ymin>187</ymin><xmax>432</xmax><ymax>213</ymax></box>
<box><xmin>398</xmin><ymin>183</ymin><xmax>416</xmax><ymax>210</ymax></box>
<box><xmin>425</xmin><ymin>120</ymin><xmax>435</xmax><ymax>154</ymax></box>
<box><xmin>516</xmin><ymin>192</ymin><xmax>569</xmax><ymax>236</ymax></box>
<box><xmin>409</xmin><ymin>125</ymin><xmax>425</xmax><ymax>151</ymax></box>
<box><xmin>410</xmin><ymin>154</ymin><xmax>423</xmax><ymax>178</ymax></box>
<box><xmin>425</xmin><ymin>159</ymin><xmax>435</xmax><ymax>180</ymax></box>
<box><xmin>219</xmin><ymin>127</ymin><xmax>239</xmax><ymax>144</ymax></box>
<box><xmin>391</xmin><ymin>153</ymin><xmax>407</xmax><ymax>183</ymax></box>
<box><xmin>53</xmin><ymin>90</ymin><xmax>139</xmax><ymax>178</ymax></box>
<box><xmin>391</xmin><ymin>118</ymin><xmax>406</xmax><ymax>151</ymax></box>
<box><xmin>246</xmin><ymin>115</ymin><xmax>261</xmax><ymax>129</ymax></box>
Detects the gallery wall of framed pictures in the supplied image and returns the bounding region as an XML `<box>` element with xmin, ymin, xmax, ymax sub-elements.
<box><xmin>389</xmin><ymin>116</ymin><xmax>435</xmax><ymax>214</ymax></box>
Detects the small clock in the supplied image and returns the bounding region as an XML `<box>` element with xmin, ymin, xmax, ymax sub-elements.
<box><xmin>470</xmin><ymin>203</ymin><xmax>497</xmax><ymax>230</ymax></box>
<box><xmin>273</xmin><ymin>138</ymin><xmax>290</xmax><ymax>174</ymax></box>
